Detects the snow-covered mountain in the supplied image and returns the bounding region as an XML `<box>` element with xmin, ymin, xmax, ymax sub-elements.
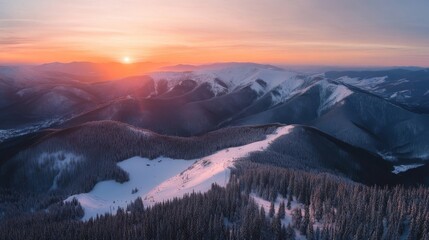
<box><xmin>150</xmin><ymin>63</ymin><xmax>300</xmax><ymax>96</ymax></box>
<box><xmin>2</xmin><ymin>119</ymin><xmax>424</xmax><ymax>223</ymax></box>
<box><xmin>1</xmin><ymin>63</ymin><xmax>429</xmax><ymax>162</ymax></box>
<box><xmin>326</xmin><ymin>68</ymin><xmax>429</xmax><ymax>113</ymax></box>
<box><xmin>1</xmin><ymin>62</ymin><xmax>429</xmax><ymax>238</ymax></box>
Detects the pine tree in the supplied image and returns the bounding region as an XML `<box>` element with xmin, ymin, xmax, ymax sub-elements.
<box><xmin>287</xmin><ymin>194</ymin><xmax>292</xmax><ymax>210</ymax></box>
<box><xmin>307</xmin><ymin>221</ymin><xmax>314</xmax><ymax>240</ymax></box>
<box><xmin>272</xmin><ymin>216</ymin><xmax>282</xmax><ymax>239</ymax></box>
<box><xmin>285</xmin><ymin>224</ymin><xmax>296</xmax><ymax>240</ymax></box>
<box><xmin>300</xmin><ymin>206</ymin><xmax>310</xmax><ymax>235</ymax></box>
<box><xmin>315</xmin><ymin>227</ymin><xmax>321</xmax><ymax>240</ymax></box>
<box><xmin>278</xmin><ymin>201</ymin><xmax>286</xmax><ymax>219</ymax></box>
<box><xmin>269</xmin><ymin>202</ymin><xmax>275</xmax><ymax>218</ymax></box>
<box><xmin>260</xmin><ymin>206</ymin><xmax>267</xmax><ymax>224</ymax></box>
<box><xmin>292</xmin><ymin>208</ymin><xmax>302</xmax><ymax>229</ymax></box>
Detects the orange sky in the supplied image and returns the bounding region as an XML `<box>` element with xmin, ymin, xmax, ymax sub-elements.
<box><xmin>1</xmin><ymin>0</ymin><xmax>429</xmax><ymax>66</ymax></box>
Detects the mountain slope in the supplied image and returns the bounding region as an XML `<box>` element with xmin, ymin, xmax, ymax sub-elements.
<box><xmin>1</xmin><ymin>63</ymin><xmax>429</xmax><ymax>162</ymax></box>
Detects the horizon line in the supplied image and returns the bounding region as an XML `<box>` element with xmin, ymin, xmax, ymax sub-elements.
<box><xmin>1</xmin><ymin>60</ymin><xmax>428</xmax><ymax>69</ymax></box>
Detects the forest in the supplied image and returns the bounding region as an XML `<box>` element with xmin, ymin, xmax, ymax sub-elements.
<box><xmin>1</xmin><ymin>162</ymin><xmax>428</xmax><ymax>240</ymax></box>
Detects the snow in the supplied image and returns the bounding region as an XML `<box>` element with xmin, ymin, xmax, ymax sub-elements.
<box><xmin>149</xmin><ymin>63</ymin><xmax>299</xmax><ymax>97</ymax></box>
<box><xmin>317</xmin><ymin>81</ymin><xmax>353</xmax><ymax>115</ymax></box>
<box><xmin>38</xmin><ymin>151</ymin><xmax>83</xmax><ymax>169</ymax></box>
<box><xmin>250</xmin><ymin>193</ymin><xmax>307</xmax><ymax>240</ymax></box>
<box><xmin>270</xmin><ymin>77</ymin><xmax>306</xmax><ymax>105</ymax></box>
<box><xmin>266</xmin><ymin>75</ymin><xmax>353</xmax><ymax>114</ymax></box>
<box><xmin>198</xmin><ymin>66</ymin><xmax>296</xmax><ymax>93</ymax></box>
<box><xmin>67</xmin><ymin>125</ymin><xmax>295</xmax><ymax>220</ymax></box>
<box><xmin>251</xmin><ymin>193</ymin><xmax>301</xmax><ymax>226</ymax></box>
<box><xmin>390</xmin><ymin>78</ymin><xmax>409</xmax><ymax>86</ymax></box>
<box><xmin>37</xmin><ymin>152</ymin><xmax>83</xmax><ymax>190</ymax></box>
<box><xmin>66</xmin><ymin>157</ymin><xmax>197</xmax><ymax>220</ymax></box>
<box><xmin>396</xmin><ymin>90</ymin><xmax>412</xmax><ymax>99</ymax></box>
<box><xmin>250</xmin><ymin>80</ymin><xmax>267</xmax><ymax>96</ymax></box>
<box><xmin>392</xmin><ymin>164</ymin><xmax>424</xmax><ymax>174</ymax></box>
<box><xmin>143</xmin><ymin>126</ymin><xmax>294</xmax><ymax>204</ymax></box>
<box><xmin>377</xmin><ymin>151</ymin><xmax>397</xmax><ymax>161</ymax></box>
<box><xmin>337</xmin><ymin>76</ymin><xmax>387</xmax><ymax>90</ymax></box>
<box><xmin>0</xmin><ymin>117</ymin><xmax>68</xmax><ymax>143</ymax></box>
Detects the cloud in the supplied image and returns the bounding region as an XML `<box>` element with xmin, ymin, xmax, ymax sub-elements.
<box><xmin>0</xmin><ymin>0</ymin><xmax>428</xmax><ymax>66</ymax></box>
<box><xmin>0</xmin><ymin>37</ymin><xmax>29</xmax><ymax>45</ymax></box>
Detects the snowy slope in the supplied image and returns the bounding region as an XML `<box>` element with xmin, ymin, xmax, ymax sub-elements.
<box><xmin>143</xmin><ymin>126</ymin><xmax>294</xmax><ymax>204</ymax></box>
<box><xmin>317</xmin><ymin>81</ymin><xmax>353</xmax><ymax>115</ymax></box>
<box><xmin>66</xmin><ymin>125</ymin><xmax>295</xmax><ymax>220</ymax></box>
<box><xmin>332</xmin><ymin>73</ymin><xmax>428</xmax><ymax>112</ymax></box>
<box><xmin>266</xmin><ymin>76</ymin><xmax>353</xmax><ymax>115</ymax></box>
<box><xmin>269</xmin><ymin>76</ymin><xmax>306</xmax><ymax>106</ymax></box>
<box><xmin>66</xmin><ymin>157</ymin><xmax>196</xmax><ymax>220</ymax></box>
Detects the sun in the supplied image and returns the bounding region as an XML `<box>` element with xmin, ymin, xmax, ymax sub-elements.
<box><xmin>122</xmin><ymin>56</ymin><xmax>132</xmax><ymax>64</ymax></box>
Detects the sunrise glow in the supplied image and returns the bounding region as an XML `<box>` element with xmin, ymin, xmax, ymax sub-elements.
<box><xmin>0</xmin><ymin>0</ymin><xmax>428</xmax><ymax>66</ymax></box>
<box><xmin>122</xmin><ymin>56</ymin><xmax>132</xmax><ymax>64</ymax></box>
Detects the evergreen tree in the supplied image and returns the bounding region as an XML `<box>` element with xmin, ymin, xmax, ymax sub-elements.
<box><xmin>269</xmin><ymin>202</ymin><xmax>275</xmax><ymax>218</ymax></box>
<box><xmin>271</xmin><ymin>215</ymin><xmax>282</xmax><ymax>239</ymax></box>
<box><xmin>285</xmin><ymin>224</ymin><xmax>296</xmax><ymax>240</ymax></box>
<box><xmin>287</xmin><ymin>194</ymin><xmax>292</xmax><ymax>210</ymax></box>
<box><xmin>278</xmin><ymin>201</ymin><xmax>286</xmax><ymax>219</ymax></box>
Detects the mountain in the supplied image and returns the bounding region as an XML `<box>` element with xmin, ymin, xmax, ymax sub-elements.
<box><xmin>0</xmin><ymin>62</ymin><xmax>299</xmax><ymax>139</ymax></box>
<box><xmin>1</xmin><ymin>62</ymin><xmax>429</xmax><ymax>239</ymax></box>
<box><xmin>327</xmin><ymin>68</ymin><xmax>429</xmax><ymax>113</ymax></box>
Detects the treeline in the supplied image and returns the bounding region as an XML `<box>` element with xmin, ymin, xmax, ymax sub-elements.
<box><xmin>1</xmin><ymin>162</ymin><xmax>429</xmax><ymax>239</ymax></box>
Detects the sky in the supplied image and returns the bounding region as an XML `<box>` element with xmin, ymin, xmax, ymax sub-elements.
<box><xmin>1</xmin><ymin>0</ymin><xmax>429</xmax><ymax>66</ymax></box>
